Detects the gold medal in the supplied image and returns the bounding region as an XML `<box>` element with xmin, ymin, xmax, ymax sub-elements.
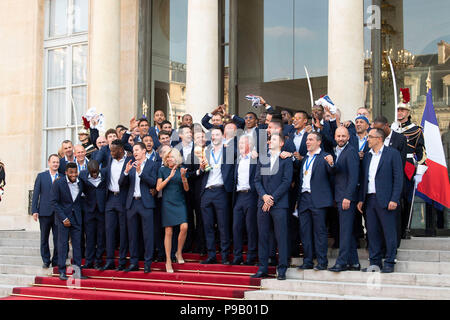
<box><xmin>304</xmin><ymin>170</ymin><xmax>308</xmax><ymax>176</ymax></box>
<box><xmin>214</xmin><ymin>164</ymin><xmax>220</xmax><ymax>169</ymax></box>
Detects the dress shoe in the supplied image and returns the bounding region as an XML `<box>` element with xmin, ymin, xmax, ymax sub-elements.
<box><xmin>59</xmin><ymin>273</ymin><xmax>68</xmax><ymax>281</ymax></box>
<box><xmin>313</xmin><ymin>264</ymin><xmax>328</xmax><ymax>271</ymax></box>
<box><xmin>381</xmin><ymin>265</ymin><xmax>394</xmax><ymax>273</ymax></box>
<box><xmin>144</xmin><ymin>265</ymin><xmax>152</xmax><ymax>273</ymax></box>
<box><xmin>101</xmin><ymin>263</ymin><xmax>116</xmax><ymax>271</ymax></box>
<box><xmin>42</xmin><ymin>262</ymin><xmax>50</xmax><ymax>269</ymax></box>
<box><xmin>222</xmin><ymin>259</ymin><xmax>231</xmax><ymax>265</ymax></box>
<box><xmin>347</xmin><ymin>264</ymin><xmax>361</xmax><ymax>271</ymax></box>
<box><xmin>232</xmin><ymin>258</ymin><xmax>243</xmax><ymax>265</ymax></box>
<box><xmin>297</xmin><ymin>264</ymin><xmax>314</xmax><ymax>270</ymax></box>
<box><xmin>51</xmin><ymin>262</ymin><xmax>58</xmax><ymax>268</ymax></box>
<box><xmin>94</xmin><ymin>262</ymin><xmax>103</xmax><ymax>270</ymax></box>
<box><xmin>82</xmin><ymin>263</ymin><xmax>94</xmax><ymax>269</ymax></box>
<box><xmin>201</xmin><ymin>258</ymin><xmax>217</xmax><ymax>265</ymax></box>
<box><xmin>124</xmin><ymin>264</ymin><xmax>139</xmax><ymax>272</ymax></box>
<box><xmin>361</xmin><ymin>265</ymin><xmax>382</xmax><ymax>272</ymax></box>
<box><xmin>251</xmin><ymin>271</ymin><xmax>269</xmax><ymax>278</ymax></box>
<box><xmin>199</xmin><ymin>249</ymin><xmax>207</xmax><ymax>256</ymax></box>
<box><xmin>268</xmin><ymin>258</ymin><xmax>277</xmax><ymax>267</ymax></box>
<box><xmin>277</xmin><ymin>273</ymin><xmax>286</xmax><ymax>280</ymax></box>
<box><xmin>116</xmin><ymin>264</ymin><xmax>127</xmax><ymax>271</ymax></box>
<box><xmin>328</xmin><ymin>264</ymin><xmax>348</xmax><ymax>272</ymax></box>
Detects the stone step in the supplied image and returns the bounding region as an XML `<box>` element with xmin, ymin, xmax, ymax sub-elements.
<box><xmin>0</xmin><ymin>255</ymin><xmax>43</xmax><ymax>266</ymax></box>
<box><xmin>291</xmin><ymin>248</ymin><xmax>450</xmax><ymax>265</ymax></box>
<box><xmin>244</xmin><ymin>289</ymin><xmax>408</xmax><ymax>300</ymax></box>
<box><xmin>259</xmin><ymin>278</ymin><xmax>450</xmax><ymax>300</ymax></box>
<box><xmin>290</xmin><ymin>258</ymin><xmax>450</xmax><ymax>274</ymax></box>
<box><xmin>0</xmin><ymin>284</ymin><xmax>16</xmax><ymax>298</ymax></box>
<box><xmin>286</xmin><ymin>269</ymin><xmax>450</xmax><ymax>288</ymax></box>
<box><xmin>397</xmin><ymin>249</ymin><xmax>450</xmax><ymax>262</ymax></box>
<box><xmin>0</xmin><ymin>264</ymin><xmax>53</xmax><ymax>277</ymax></box>
<box><xmin>0</xmin><ymin>247</ymin><xmax>43</xmax><ymax>257</ymax></box>
<box><xmin>400</xmin><ymin>238</ymin><xmax>450</xmax><ymax>251</ymax></box>
<box><xmin>0</xmin><ymin>231</ymin><xmax>43</xmax><ymax>240</ymax></box>
<box><xmin>0</xmin><ymin>274</ymin><xmax>36</xmax><ymax>286</ymax></box>
<box><xmin>0</xmin><ymin>238</ymin><xmax>43</xmax><ymax>247</ymax></box>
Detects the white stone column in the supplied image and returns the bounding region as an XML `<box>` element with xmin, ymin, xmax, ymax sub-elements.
<box><xmin>328</xmin><ymin>0</ymin><xmax>364</xmax><ymax>121</ymax></box>
<box><xmin>185</xmin><ymin>0</ymin><xmax>219</xmax><ymax>124</ymax></box>
<box><xmin>89</xmin><ymin>0</ymin><xmax>121</xmax><ymax>130</ymax></box>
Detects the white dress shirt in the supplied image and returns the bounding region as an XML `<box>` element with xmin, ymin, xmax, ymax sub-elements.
<box><xmin>66</xmin><ymin>177</ymin><xmax>80</xmax><ymax>202</ymax></box>
<box><xmin>49</xmin><ymin>171</ymin><xmax>59</xmax><ymax>183</ymax></box>
<box><xmin>182</xmin><ymin>142</ymin><xmax>193</xmax><ymax>163</ymax></box>
<box><xmin>76</xmin><ymin>158</ymin><xmax>88</xmax><ymax>172</ymax></box>
<box><xmin>384</xmin><ymin>131</ymin><xmax>393</xmax><ymax>147</ymax></box>
<box><xmin>367</xmin><ymin>146</ymin><xmax>384</xmax><ymax>194</ymax></box>
<box><xmin>132</xmin><ymin>160</ymin><xmax>146</xmax><ymax>198</ymax></box>
<box><xmin>245</xmin><ymin>126</ymin><xmax>256</xmax><ymax>136</ymax></box>
<box><xmin>293</xmin><ymin>129</ymin><xmax>305</xmax><ymax>152</ymax></box>
<box><xmin>236</xmin><ymin>153</ymin><xmax>251</xmax><ymax>191</ymax></box>
<box><xmin>358</xmin><ymin>134</ymin><xmax>368</xmax><ymax>152</ymax></box>
<box><xmin>146</xmin><ymin>150</ymin><xmax>156</xmax><ymax>161</ymax></box>
<box><xmin>109</xmin><ymin>156</ymin><xmax>126</xmax><ymax>192</ymax></box>
<box><xmin>269</xmin><ymin>151</ymin><xmax>281</xmax><ymax>172</ymax></box>
<box><xmin>205</xmin><ymin>147</ymin><xmax>224</xmax><ymax>188</ymax></box>
<box><xmin>88</xmin><ymin>173</ymin><xmax>102</xmax><ymax>188</ymax></box>
<box><xmin>334</xmin><ymin>142</ymin><xmax>348</xmax><ymax>163</ymax></box>
<box><xmin>301</xmin><ymin>148</ymin><xmax>321</xmax><ymax>193</ymax></box>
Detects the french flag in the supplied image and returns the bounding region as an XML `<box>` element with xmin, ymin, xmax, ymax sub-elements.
<box><xmin>416</xmin><ymin>88</ymin><xmax>450</xmax><ymax>209</ymax></box>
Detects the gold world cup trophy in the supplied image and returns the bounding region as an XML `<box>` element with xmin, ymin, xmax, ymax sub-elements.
<box><xmin>194</xmin><ymin>146</ymin><xmax>211</xmax><ymax>172</ymax></box>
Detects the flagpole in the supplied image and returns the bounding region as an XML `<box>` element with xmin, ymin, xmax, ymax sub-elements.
<box><xmin>406</xmin><ymin>68</ymin><xmax>433</xmax><ymax>239</ymax></box>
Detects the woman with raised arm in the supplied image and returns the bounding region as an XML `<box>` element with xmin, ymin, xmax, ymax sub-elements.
<box><xmin>156</xmin><ymin>148</ymin><xmax>189</xmax><ymax>273</ymax></box>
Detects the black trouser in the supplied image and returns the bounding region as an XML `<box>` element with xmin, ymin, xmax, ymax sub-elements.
<box><xmin>38</xmin><ymin>214</ymin><xmax>58</xmax><ymax>265</ymax></box>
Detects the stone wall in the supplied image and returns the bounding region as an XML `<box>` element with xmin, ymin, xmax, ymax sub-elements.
<box><xmin>0</xmin><ymin>0</ymin><xmax>45</xmax><ymax>231</ymax></box>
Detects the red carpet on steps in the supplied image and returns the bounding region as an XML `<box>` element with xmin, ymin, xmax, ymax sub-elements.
<box><xmin>3</xmin><ymin>252</ymin><xmax>277</xmax><ymax>300</ymax></box>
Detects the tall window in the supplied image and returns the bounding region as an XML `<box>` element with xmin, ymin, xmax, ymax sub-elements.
<box><xmin>43</xmin><ymin>0</ymin><xmax>88</xmax><ymax>164</ymax></box>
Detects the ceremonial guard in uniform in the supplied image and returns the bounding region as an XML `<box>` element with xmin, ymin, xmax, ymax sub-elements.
<box><xmin>391</xmin><ymin>88</ymin><xmax>427</xmax><ymax>238</ymax></box>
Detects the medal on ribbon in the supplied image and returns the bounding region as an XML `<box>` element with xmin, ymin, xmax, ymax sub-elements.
<box><xmin>304</xmin><ymin>154</ymin><xmax>317</xmax><ymax>176</ymax></box>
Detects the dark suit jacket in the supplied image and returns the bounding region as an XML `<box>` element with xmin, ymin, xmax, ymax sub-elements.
<box><xmin>198</xmin><ymin>145</ymin><xmax>235</xmax><ymax>195</ymax></box>
<box><xmin>32</xmin><ymin>171</ymin><xmax>57</xmax><ymax>216</ymax></box>
<box><xmin>148</xmin><ymin>126</ymin><xmax>162</xmax><ymax>150</ymax></box>
<box><xmin>50</xmin><ymin>177</ymin><xmax>83</xmax><ymax>225</ymax></box>
<box><xmin>93</xmin><ymin>145</ymin><xmax>111</xmax><ymax>169</ymax></box>
<box><xmin>254</xmin><ymin>156</ymin><xmax>293</xmax><ymax>209</ymax></box>
<box><xmin>78</xmin><ymin>168</ymin><xmax>108</xmax><ymax>213</ymax></box>
<box><xmin>120</xmin><ymin>160</ymin><xmax>158</xmax><ymax>210</ymax></box>
<box><xmin>350</xmin><ymin>134</ymin><xmax>370</xmax><ymax>154</ymax></box>
<box><xmin>333</xmin><ymin>144</ymin><xmax>360</xmax><ymax>202</ymax></box>
<box><xmin>314</xmin><ymin>121</ymin><xmax>336</xmax><ymax>154</ymax></box>
<box><xmin>387</xmin><ymin>131</ymin><xmax>407</xmax><ymax>168</ymax></box>
<box><xmin>359</xmin><ymin>146</ymin><xmax>403</xmax><ymax>209</ymax></box>
<box><xmin>297</xmin><ymin>150</ymin><xmax>334</xmax><ymax>209</ymax></box>
<box><xmin>58</xmin><ymin>157</ymin><xmax>73</xmax><ymax>176</ymax></box>
<box><xmin>287</xmin><ymin>130</ymin><xmax>309</xmax><ymax>174</ymax></box>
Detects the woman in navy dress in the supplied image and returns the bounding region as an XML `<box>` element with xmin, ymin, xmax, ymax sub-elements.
<box><xmin>156</xmin><ymin>148</ymin><xmax>189</xmax><ymax>273</ymax></box>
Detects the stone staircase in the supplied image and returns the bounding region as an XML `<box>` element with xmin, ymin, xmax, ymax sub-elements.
<box><xmin>245</xmin><ymin>237</ymin><xmax>450</xmax><ymax>300</ymax></box>
<box><xmin>0</xmin><ymin>230</ymin><xmax>52</xmax><ymax>297</ymax></box>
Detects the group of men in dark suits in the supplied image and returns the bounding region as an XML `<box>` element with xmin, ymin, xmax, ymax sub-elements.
<box><xmin>31</xmin><ymin>98</ymin><xmax>418</xmax><ymax>281</ymax></box>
